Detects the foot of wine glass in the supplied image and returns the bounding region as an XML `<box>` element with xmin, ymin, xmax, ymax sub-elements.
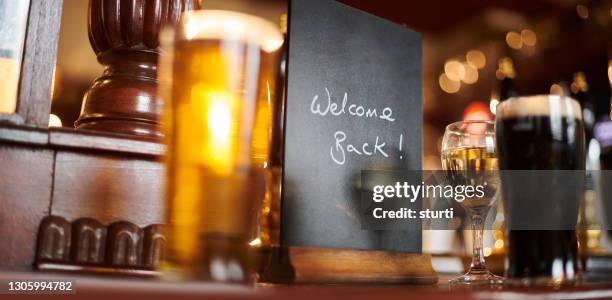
<box><xmin>450</xmin><ymin>212</ymin><xmax>504</xmax><ymax>285</ymax></box>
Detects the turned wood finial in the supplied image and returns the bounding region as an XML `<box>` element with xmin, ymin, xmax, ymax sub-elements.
<box><xmin>76</xmin><ymin>0</ymin><xmax>199</xmax><ymax>138</ymax></box>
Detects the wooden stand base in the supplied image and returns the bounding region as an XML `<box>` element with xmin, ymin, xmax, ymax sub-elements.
<box><xmin>261</xmin><ymin>246</ymin><xmax>438</xmax><ymax>284</ymax></box>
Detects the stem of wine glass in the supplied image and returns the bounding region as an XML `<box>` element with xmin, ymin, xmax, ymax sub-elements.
<box><xmin>469</xmin><ymin>210</ymin><xmax>488</xmax><ymax>272</ymax></box>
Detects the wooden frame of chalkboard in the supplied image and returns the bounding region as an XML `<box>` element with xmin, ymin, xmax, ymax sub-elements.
<box><xmin>261</xmin><ymin>0</ymin><xmax>437</xmax><ymax>284</ymax></box>
<box><xmin>0</xmin><ymin>0</ymin><xmax>63</xmax><ymax>127</ymax></box>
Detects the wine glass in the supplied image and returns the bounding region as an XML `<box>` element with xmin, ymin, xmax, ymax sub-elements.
<box><xmin>441</xmin><ymin>120</ymin><xmax>503</xmax><ymax>286</ymax></box>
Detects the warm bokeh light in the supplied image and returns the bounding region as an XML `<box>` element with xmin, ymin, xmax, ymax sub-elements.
<box><xmin>444</xmin><ymin>60</ymin><xmax>465</xmax><ymax>82</ymax></box>
<box><xmin>570</xmin><ymin>72</ymin><xmax>588</xmax><ymax>94</ymax></box>
<box><xmin>207</xmin><ymin>98</ymin><xmax>232</xmax><ymax>141</ymax></box>
<box><xmin>48</xmin><ymin>114</ymin><xmax>63</xmax><ymax>127</ymax></box>
<box><xmin>608</xmin><ymin>60</ymin><xmax>612</xmax><ymax>85</ymax></box>
<box><xmin>249</xmin><ymin>237</ymin><xmax>261</xmax><ymax>247</ymax></box>
<box><xmin>495</xmin><ymin>69</ymin><xmax>504</xmax><ymax>80</ymax></box>
<box><xmin>576</xmin><ymin>4</ymin><xmax>589</xmax><ymax>19</ymax></box>
<box><xmin>550</xmin><ymin>83</ymin><xmax>565</xmax><ymax>96</ymax></box>
<box><xmin>520</xmin><ymin>29</ymin><xmax>537</xmax><ymax>46</ymax></box>
<box><xmin>439</xmin><ymin>73</ymin><xmax>460</xmax><ymax>93</ymax></box>
<box><xmin>197</xmin><ymin>89</ymin><xmax>239</xmax><ymax>175</ymax></box>
<box><xmin>494</xmin><ymin>239</ymin><xmax>504</xmax><ymax>249</ymax></box>
<box><xmin>466</xmin><ymin>50</ymin><xmax>486</xmax><ymax>69</ymax></box>
<box><xmin>461</xmin><ymin>63</ymin><xmax>478</xmax><ymax>84</ymax></box>
<box><xmin>489</xmin><ymin>98</ymin><xmax>499</xmax><ymax>115</ymax></box>
<box><xmin>463</xmin><ymin>101</ymin><xmax>492</xmax><ymax>121</ymax></box>
<box><xmin>483</xmin><ymin>247</ymin><xmax>492</xmax><ymax>257</ymax></box>
<box><xmin>497</xmin><ymin>57</ymin><xmax>516</xmax><ymax>79</ymax></box>
<box><xmin>505</xmin><ymin>31</ymin><xmax>522</xmax><ymax>49</ymax></box>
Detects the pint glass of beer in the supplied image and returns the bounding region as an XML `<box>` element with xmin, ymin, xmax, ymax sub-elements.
<box><xmin>160</xmin><ymin>10</ymin><xmax>283</xmax><ymax>282</ymax></box>
<box><xmin>495</xmin><ymin>95</ymin><xmax>585</xmax><ymax>286</ymax></box>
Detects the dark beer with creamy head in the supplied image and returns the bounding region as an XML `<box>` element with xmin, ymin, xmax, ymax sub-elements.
<box><xmin>496</xmin><ymin>96</ymin><xmax>585</xmax><ymax>170</ymax></box>
<box><xmin>495</xmin><ymin>95</ymin><xmax>585</xmax><ymax>285</ymax></box>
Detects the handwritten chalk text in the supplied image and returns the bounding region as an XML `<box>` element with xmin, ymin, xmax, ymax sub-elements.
<box><xmin>307</xmin><ymin>88</ymin><xmax>405</xmax><ymax>165</ymax></box>
<box><xmin>310</xmin><ymin>88</ymin><xmax>395</xmax><ymax>122</ymax></box>
<box><xmin>330</xmin><ymin>131</ymin><xmax>389</xmax><ymax>165</ymax></box>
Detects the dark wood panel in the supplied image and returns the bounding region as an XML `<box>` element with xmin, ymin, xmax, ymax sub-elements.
<box><xmin>0</xmin><ymin>145</ymin><xmax>53</xmax><ymax>270</ymax></box>
<box><xmin>17</xmin><ymin>0</ymin><xmax>63</xmax><ymax>126</ymax></box>
<box><xmin>51</xmin><ymin>151</ymin><xmax>165</xmax><ymax>226</ymax></box>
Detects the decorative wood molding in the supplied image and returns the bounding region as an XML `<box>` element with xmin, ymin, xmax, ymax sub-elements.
<box><xmin>143</xmin><ymin>224</ymin><xmax>165</xmax><ymax>269</ymax></box>
<box><xmin>36</xmin><ymin>216</ymin><xmax>165</xmax><ymax>276</ymax></box>
<box><xmin>0</xmin><ymin>124</ymin><xmax>164</xmax><ymax>271</ymax></box>
<box><xmin>71</xmin><ymin>218</ymin><xmax>106</xmax><ymax>264</ymax></box>
<box><xmin>106</xmin><ymin>221</ymin><xmax>143</xmax><ymax>267</ymax></box>
<box><xmin>37</xmin><ymin>216</ymin><xmax>71</xmax><ymax>263</ymax></box>
<box><xmin>75</xmin><ymin>0</ymin><xmax>199</xmax><ymax>138</ymax></box>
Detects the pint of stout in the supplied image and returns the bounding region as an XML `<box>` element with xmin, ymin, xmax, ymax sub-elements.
<box><xmin>161</xmin><ymin>11</ymin><xmax>283</xmax><ymax>282</ymax></box>
<box><xmin>495</xmin><ymin>95</ymin><xmax>585</xmax><ymax>285</ymax></box>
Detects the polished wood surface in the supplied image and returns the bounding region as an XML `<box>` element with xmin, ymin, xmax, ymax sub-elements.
<box><xmin>49</xmin><ymin>128</ymin><xmax>164</xmax><ymax>155</ymax></box>
<box><xmin>0</xmin><ymin>124</ymin><xmax>163</xmax><ymax>270</ymax></box>
<box><xmin>49</xmin><ymin>127</ymin><xmax>164</xmax><ymax>156</ymax></box>
<box><xmin>0</xmin><ymin>145</ymin><xmax>54</xmax><ymax>271</ymax></box>
<box><xmin>76</xmin><ymin>0</ymin><xmax>199</xmax><ymax>138</ymax></box>
<box><xmin>51</xmin><ymin>151</ymin><xmax>164</xmax><ymax>225</ymax></box>
<box><xmin>283</xmin><ymin>247</ymin><xmax>437</xmax><ymax>284</ymax></box>
<box><xmin>3</xmin><ymin>271</ymin><xmax>612</xmax><ymax>299</ymax></box>
<box><xmin>0</xmin><ymin>125</ymin><xmax>164</xmax><ymax>156</ymax></box>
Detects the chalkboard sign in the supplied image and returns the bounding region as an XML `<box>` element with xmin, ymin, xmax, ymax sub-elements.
<box><xmin>282</xmin><ymin>0</ymin><xmax>423</xmax><ymax>253</ymax></box>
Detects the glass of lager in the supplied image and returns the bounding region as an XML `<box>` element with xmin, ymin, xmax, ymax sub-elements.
<box><xmin>160</xmin><ymin>10</ymin><xmax>283</xmax><ymax>283</ymax></box>
<box><xmin>495</xmin><ymin>95</ymin><xmax>585</xmax><ymax>286</ymax></box>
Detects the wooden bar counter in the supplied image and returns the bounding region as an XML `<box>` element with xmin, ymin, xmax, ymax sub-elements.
<box><xmin>2</xmin><ymin>272</ymin><xmax>612</xmax><ymax>300</ymax></box>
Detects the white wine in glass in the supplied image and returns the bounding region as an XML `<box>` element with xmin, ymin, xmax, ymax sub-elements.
<box><xmin>441</xmin><ymin>120</ymin><xmax>503</xmax><ymax>286</ymax></box>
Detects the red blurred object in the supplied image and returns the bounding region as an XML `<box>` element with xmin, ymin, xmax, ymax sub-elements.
<box><xmin>462</xmin><ymin>102</ymin><xmax>492</xmax><ymax>121</ymax></box>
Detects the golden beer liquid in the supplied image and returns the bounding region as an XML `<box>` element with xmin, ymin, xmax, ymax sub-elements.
<box><xmin>255</xmin><ymin>14</ymin><xmax>288</xmax><ymax>253</ymax></box>
<box><xmin>257</xmin><ymin>166</ymin><xmax>282</xmax><ymax>247</ymax></box>
<box><xmin>163</xmin><ymin>30</ymin><xmax>280</xmax><ymax>282</ymax></box>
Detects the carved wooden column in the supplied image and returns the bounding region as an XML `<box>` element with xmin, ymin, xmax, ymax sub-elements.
<box><xmin>76</xmin><ymin>0</ymin><xmax>199</xmax><ymax>138</ymax></box>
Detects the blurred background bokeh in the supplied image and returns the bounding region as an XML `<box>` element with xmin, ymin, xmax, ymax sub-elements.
<box><xmin>52</xmin><ymin>0</ymin><xmax>612</xmax><ymax>170</ymax></box>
